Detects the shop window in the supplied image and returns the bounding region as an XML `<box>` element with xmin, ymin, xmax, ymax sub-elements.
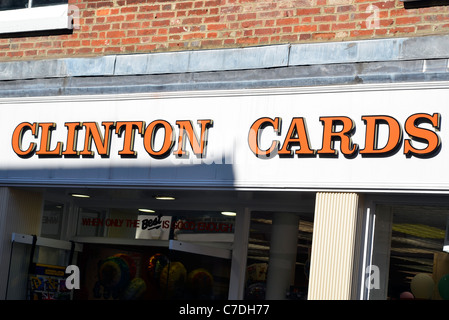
<box><xmin>368</xmin><ymin>205</ymin><xmax>449</xmax><ymax>300</ymax></box>
<box><xmin>0</xmin><ymin>0</ymin><xmax>73</xmax><ymax>34</ymax></box>
<box><xmin>245</xmin><ymin>211</ymin><xmax>313</xmax><ymax>300</ymax></box>
<box><xmin>74</xmin><ymin>209</ymin><xmax>235</xmax><ymax>300</ymax></box>
<box><xmin>41</xmin><ymin>201</ymin><xmax>64</xmax><ymax>239</ymax></box>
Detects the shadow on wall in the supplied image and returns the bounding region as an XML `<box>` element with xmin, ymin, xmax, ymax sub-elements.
<box><xmin>0</xmin><ymin>162</ymin><xmax>236</xmax><ymax>188</ymax></box>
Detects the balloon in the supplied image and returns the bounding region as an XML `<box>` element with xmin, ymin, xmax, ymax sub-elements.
<box><xmin>399</xmin><ymin>291</ymin><xmax>414</xmax><ymax>300</ymax></box>
<box><xmin>160</xmin><ymin>261</ymin><xmax>187</xmax><ymax>297</ymax></box>
<box><xmin>98</xmin><ymin>256</ymin><xmax>131</xmax><ymax>290</ymax></box>
<box><xmin>122</xmin><ymin>277</ymin><xmax>147</xmax><ymax>300</ymax></box>
<box><xmin>410</xmin><ymin>273</ymin><xmax>434</xmax><ymax>299</ymax></box>
<box><xmin>438</xmin><ymin>274</ymin><xmax>449</xmax><ymax>300</ymax></box>
<box><xmin>187</xmin><ymin>268</ymin><xmax>214</xmax><ymax>298</ymax></box>
<box><xmin>113</xmin><ymin>253</ymin><xmax>137</xmax><ymax>279</ymax></box>
<box><xmin>147</xmin><ymin>253</ymin><xmax>170</xmax><ymax>284</ymax></box>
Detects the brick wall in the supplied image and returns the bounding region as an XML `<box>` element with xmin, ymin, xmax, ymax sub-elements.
<box><xmin>1</xmin><ymin>0</ymin><xmax>449</xmax><ymax>61</ymax></box>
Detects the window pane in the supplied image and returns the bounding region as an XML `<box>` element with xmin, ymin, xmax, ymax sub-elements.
<box><xmin>245</xmin><ymin>212</ymin><xmax>312</xmax><ymax>300</ymax></box>
<box><xmin>32</xmin><ymin>0</ymin><xmax>67</xmax><ymax>7</ymax></box>
<box><xmin>0</xmin><ymin>0</ymin><xmax>29</xmax><ymax>11</ymax></box>
<box><xmin>368</xmin><ymin>204</ymin><xmax>449</xmax><ymax>300</ymax></box>
<box><xmin>75</xmin><ymin>210</ymin><xmax>235</xmax><ymax>300</ymax></box>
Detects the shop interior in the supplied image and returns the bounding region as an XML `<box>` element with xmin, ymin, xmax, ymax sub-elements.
<box><xmin>387</xmin><ymin>205</ymin><xmax>449</xmax><ymax>300</ymax></box>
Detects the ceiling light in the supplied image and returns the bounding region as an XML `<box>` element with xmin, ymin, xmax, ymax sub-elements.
<box><xmin>154</xmin><ymin>195</ymin><xmax>176</xmax><ymax>201</ymax></box>
<box><xmin>221</xmin><ymin>211</ymin><xmax>237</xmax><ymax>216</ymax></box>
<box><xmin>70</xmin><ymin>193</ymin><xmax>90</xmax><ymax>198</ymax></box>
<box><xmin>138</xmin><ymin>208</ymin><xmax>156</xmax><ymax>213</ymax></box>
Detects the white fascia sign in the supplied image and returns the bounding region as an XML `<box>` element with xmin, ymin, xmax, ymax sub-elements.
<box><xmin>1</xmin><ymin>81</ymin><xmax>449</xmax><ymax>193</ymax></box>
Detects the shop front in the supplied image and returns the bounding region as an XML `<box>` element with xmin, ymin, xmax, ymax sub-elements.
<box><xmin>2</xmin><ymin>39</ymin><xmax>449</xmax><ymax>301</ymax></box>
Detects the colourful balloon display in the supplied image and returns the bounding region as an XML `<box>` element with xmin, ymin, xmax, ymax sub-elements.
<box><xmin>147</xmin><ymin>253</ymin><xmax>170</xmax><ymax>284</ymax></box>
<box><xmin>410</xmin><ymin>273</ymin><xmax>434</xmax><ymax>299</ymax></box>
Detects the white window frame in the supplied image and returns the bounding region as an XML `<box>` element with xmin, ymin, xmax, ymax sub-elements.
<box><xmin>0</xmin><ymin>3</ymin><xmax>73</xmax><ymax>34</ymax></box>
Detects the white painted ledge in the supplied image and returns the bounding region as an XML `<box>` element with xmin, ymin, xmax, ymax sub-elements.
<box><xmin>0</xmin><ymin>4</ymin><xmax>72</xmax><ymax>34</ymax></box>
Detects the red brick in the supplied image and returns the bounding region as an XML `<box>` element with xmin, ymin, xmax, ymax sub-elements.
<box><xmin>152</xmin><ymin>35</ymin><xmax>169</xmax><ymax>42</ymax></box>
<box><xmin>255</xmin><ymin>28</ymin><xmax>279</xmax><ymax>35</ymax></box>
<box><xmin>332</xmin><ymin>22</ymin><xmax>356</xmax><ymax>30</ymax></box>
<box><xmin>350</xmin><ymin>29</ymin><xmax>375</xmax><ymax>37</ymax></box>
<box><xmin>312</xmin><ymin>32</ymin><xmax>336</xmax><ymax>40</ymax></box>
<box><xmin>294</xmin><ymin>25</ymin><xmax>318</xmax><ymax>32</ymax></box>
<box><xmin>276</xmin><ymin>17</ymin><xmax>300</xmax><ymax>25</ymax></box>
<box><xmin>120</xmin><ymin>6</ymin><xmax>137</xmax><ymax>13</ymax></box>
<box><xmin>182</xmin><ymin>32</ymin><xmax>206</xmax><ymax>40</ymax></box>
<box><xmin>139</xmin><ymin>5</ymin><xmax>159</xmax><ymax>12</ymax></box>
<box><xmin>152</xmin><ymin>19</ymin><xmax>171</xmax><ymax>27</ymax></box>
<box><xmin>96</xmin><ymin>8</ymin><xmax>110</xmax><ymax>16</ymax></box>
<box><xmin>189</xmin><ymin>9</ymin><xmax>209</xmax><ymax>15</ymax></box>
<box><xmin>314</xmin><ymin>15</ymin><xmax>337</xmax><ymax>22</ymax></box>
<box><xmin>176</xmin><ymin>2</ymin><xmax>193</xmax><ymax>9</ymax></box>
<box><xmin>236</xmin><ymin>37</ymin><xmax>259</xmax><ymax>44</ymax></box>
<box><xmin>106</xmin><ymin>15</ymin><xmax>125</xmax><ymax>22</ymax></box>
<box><xmin>92</xmin><ymin>24</ymin><xmax>110</xmax><ymax>31</ymax></box>
<box><xmin>122</xmin><ymin>37</ymin><xmax>140</xmax><ymax>44</ymax></box>
<box><xmin>395</xmin><ymin>16</ymin><xmax>422</xmax><ymax>25</ymax></box>
<box><xmin>107</xmin><ymin>31</ymin><xmax>126</xmax><ymax>38</ymax></box>
<box><xmin>2</xmin><ymin>0</ymin><xmax>449</xmax><ymax>62</ymax></box>
<box><xmin>207</xmin><ymin>24</ymin><xmax>228</xmax><ymax>30</ymax></box>
<box><xmin>62</xmin><ymin>40</ymin><xmax>81</xmax><ymax>47</ymax></box>
<box><xmin>297</xmin><ymin>8</ymin><xmax>321</xmax><ymax>15</ymax></box>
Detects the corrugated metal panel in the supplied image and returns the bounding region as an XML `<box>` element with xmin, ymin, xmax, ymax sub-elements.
<box><xmin>308</xmin><ymin>192</ymin><xmax>359</xmax><ymax>300</ymax></box>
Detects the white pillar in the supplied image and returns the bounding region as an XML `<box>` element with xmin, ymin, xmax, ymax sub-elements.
<box><xmin>308</xmin><ymin>192</ymin><xmax>361</xmax><ymax>300</ymax></box>
<box><xmin>228</xmin><ymin>208</ymin><xmax>251</xmax><ymax>300</ymax></box>
<box><xmin>265</xmin><ymin>212</ymin><xmax>299</xmax><ymax>300</ymax></box>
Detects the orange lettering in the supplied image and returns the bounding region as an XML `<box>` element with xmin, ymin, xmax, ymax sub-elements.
<box><xmin>116</xmin><ymin>121</ymin><xmax>145</xmax><ymax>157</ymax></box>
<box><xmin>318</xmin><ymin>116</ymin><xmax>358</xmax><ymax>158</ymax></box>
<box><xmin>248</xmin><ymin>117</ymin><xmax>281</xmax><ymax>158</ymax></box>
<box><xmin>36</xmin><ymin>123</ymin><xmax>63</xmax><ymax>157</ymax></box>
<box><xmin>80</xmin><ymin>122</ymin><xmax>115</xmax><ymax>158</ymax></box>
<box><xmin>278</xmin><ymin>117</ymin><xmax>315</xmax><ymax>157</ymax></box>
<box><xmin>173</xmin><ymin>120</ymin><xmax>213</xmax><ymax>158</ymax></box>
<box><xmin>360</xmin><ymin>116</ymin><xmax>402</xmax><ymax>157</ymax></box>
<box><xmin>143</xmin><ymin>120</ymin><xmax>175</xmax><ymax>158</ymax></box>
<box><xmin>404</xmin><ymin>113</ymin><xmax>441</xmax><ymax>158</ymax></box>
<box><xmin>63</xmin><ymin>122</ymin><xmax>83</xmax><ymax>157</ymax></box>
<box><xmin>12</xmin><ymin>122</ymin><xmax>38</xmax><ymax>158</ymax></box>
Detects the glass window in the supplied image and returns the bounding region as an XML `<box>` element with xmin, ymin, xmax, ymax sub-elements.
<box><xmin>41</xmin><ymin>201</ymin><xmax>64</xmax><ymax>239</ymax></box>
<box><xmin>32</xmin><ymin>0</ymin><xmax>67</xmax><ymax>7</ymax></box>
<box><xmin>368</xmin><ymin>204</ymin><xmax>449</xmax><ymax>300</ymax></box>
<box><xmin>0</xmin><ymin>0</ymin><xmax>67</xmax><ymax>11</ymax></box>
<box><xmin>245</xmin><ymin>211</ymin><xmax>313</xmax><ymax>300</ymax></box>
<box><xmin>74</xmin><ymin>208</ymin><xmax>235</xmax><ymax>300</ymax></box>
<box><xmin>0</xmin><ymin>0</ymin><xmax>28</xmax><ymax>10</ymax></box>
